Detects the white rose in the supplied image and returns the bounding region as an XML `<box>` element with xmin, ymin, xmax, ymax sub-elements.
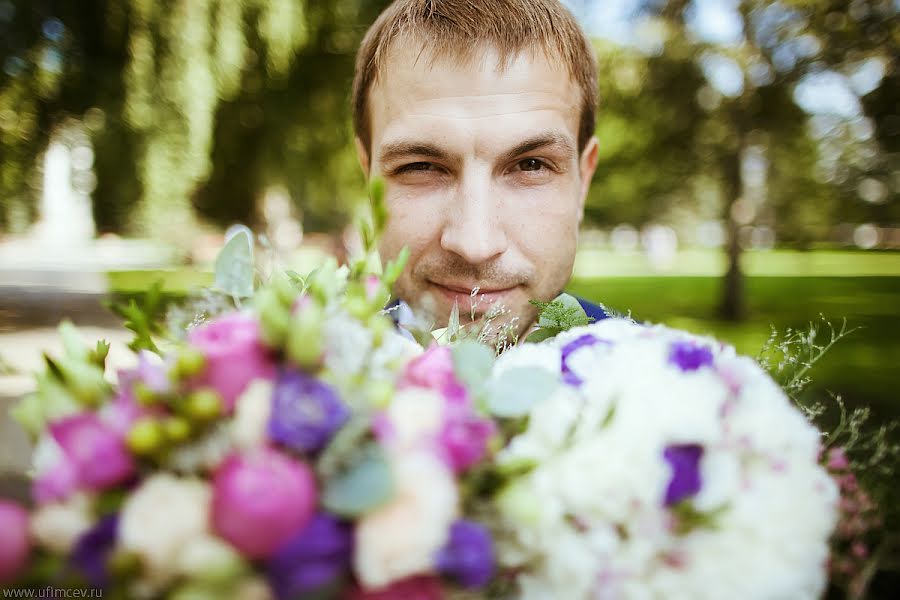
<box><xmin>354</xmin><ymin>451</ymin><xmax>458</xmax><ymax>588</ymax></box>
<box><xmin>231</xmin><ymin>379</ymin><xmax>274</xmax><ymax>449</ymax></box>
<box><xmin>30</xmin><ymin>492</ymin><xmax>93</xmax><ymax>554</ymax></box>
<box><xmin>119</xmin><ymin>474</ymin><xmax>212</xmax><ymax>586</ymax></box>
<box><xmin>381</xmin><ymin>388</ymin><xmax>444</xmax><ymax>452</ymax></box>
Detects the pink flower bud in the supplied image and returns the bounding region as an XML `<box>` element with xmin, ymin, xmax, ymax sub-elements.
<box><xmin>188</xmin><ymin>313</ymin><xmax>277</xmax><ymax>412</ymax></box>
<box><xmin>827</xmin><ymin>447</ymin><xmax>850</xmax><ymax>471</ymax></box>
<box><xmin>212</xmin><ymin>448</ymin><xmax>317</xmax><ymax>559</ymax></box>
<box><xmin>0</xmin><ymin>500</ymin><xmax>30</xmax><ymax>583</ymax></box>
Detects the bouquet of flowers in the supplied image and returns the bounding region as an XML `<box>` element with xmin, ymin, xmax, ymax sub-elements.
<box><xmin>482</xmin><ymin>319</ymin><xmax>840</xmax><ymax>599</ymax></box>
<box><xmin>0</xmin><ymin>216</ymin><xmax>889</xmax><ymax>598</ymax></box>
<box><xmin>0</xmin><ymin>235</ymin><xmax>498</xmax><ymax>599</ymax></box>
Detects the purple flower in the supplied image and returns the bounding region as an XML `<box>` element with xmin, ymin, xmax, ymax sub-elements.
<box><xmin>663</xmin><ymin>444</ymin><xmax>704</xmax><ymax>506</ymax></box>
<box><xmin>71</xmin><ymin>514</ymin><xmax>118</xmax><ymax>588</ymax></box>
<box><xmin>49</xmin><ymin>413</ymin><xmax>135</xmax><ymax>492</ymax></box>
<box><xmin>434</xmin><ymin>520</ymin><xmax>495</xmax><ymax>588</ymax></box>
<box><xmin>268</xmin><ymin>370</ymin><xmax>349</xmax><ymax>454</ymax></box>
<box><xmin>668</xmin><ymin>341</ymin><xmax>714</xmax><ymax>372</ymax></box>
<box><xmin>212</xmin><ymin>448</ymin><xmax>318</xmax><ymax>559</ymax></box>
<box><xmin>33</xmin><ymin>453</ymin><xmax>79</xmax><ymax>505</ymax></box>
<box><xmin>267</xmin><ymin>513</ymin><xmax>352</xmax><ymax>599</ymax></box>
<box><xmin>188</xmin><ymin>312</ymin><xmax>277</xmax><ymax>412</ymax></box>
<box><xmin>560</xmin><ymin>334</ymin><xmax>606</xmax><ymax>386</ymax></box>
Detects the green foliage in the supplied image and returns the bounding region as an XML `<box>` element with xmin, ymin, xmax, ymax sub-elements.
<box><xmin>485</xmin><ymin>367</ymin><xmax>558</xmax><ymax>418</ymax></box>
<box><xmin>525</xmin><ymin>293</ymin><xmax>593</xmax><ymax>343</ymax></box>
<box><xmin>105</xmin><ymin>280</ymin><xmax>168</xmax><ymax>354</ymax></box>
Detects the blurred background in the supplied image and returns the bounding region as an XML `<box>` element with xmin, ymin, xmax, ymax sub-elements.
<box><xmin>0</xmin><ymin>0</ymin><xmax>897</xmax><ymax>504</ymax></box>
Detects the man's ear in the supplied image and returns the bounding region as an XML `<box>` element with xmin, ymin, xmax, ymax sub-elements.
<box><xmin>577</xmin><ymin>136</ymin><xmax>600</xmax><ymax>219</ymax></box>
<box><xmin>355</xmin><ymin>137</ymin><xmax>370</xmax><ymax>177</ymax></box>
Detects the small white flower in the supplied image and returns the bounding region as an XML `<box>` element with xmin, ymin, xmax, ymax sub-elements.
<box><xmin>118</xmin><ymin>474</ymin><xmax>212</xmax><ymax>587</ymax></box>
<box><xmin>29</xmin><ymin>492</ymin><xmax>93</xmax><ymax>554</ymax></box>
<box><xmin>354</xmin><ymin>451</ymin><xmax>458</xmax><ymax>588</ymax></box>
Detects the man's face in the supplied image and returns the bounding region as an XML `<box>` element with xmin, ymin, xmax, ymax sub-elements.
<box><xmin>359</xmin><ymin>44</ymin><xmax>599</xmax><ymax>335</ymax></box>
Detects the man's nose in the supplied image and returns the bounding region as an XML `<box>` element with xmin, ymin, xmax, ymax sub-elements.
<box><xmin>439</xmin><ymin>174</ymin><xmax>508</xmax><ymax>265</ymax></box>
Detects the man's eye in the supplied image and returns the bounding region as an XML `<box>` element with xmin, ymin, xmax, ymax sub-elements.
<box><xmin>517</xmin><ymin>158</ymin><xmax>545</xmax><ymax>172</ymax></box>
<box><xmin>398</xmin><ymin>162</ymin><xmax>435</xmax><ymax>173</ymax></box>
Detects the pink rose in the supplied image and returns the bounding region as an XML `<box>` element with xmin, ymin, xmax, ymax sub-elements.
<box><xmin>212</xmin><ymin>447</ymin><xmax>317</xmax><ymax>559</ymax></box>
<box><xmin>399</xmin><ymin>344</ymin><xmax>464</xmax><ymax>398</ymax></box>
<box><xmin>0</xmin><ymin>500</ymin><xmax>30</xmax><ymax>583</ymax></box>
<box><xmin>47</xmin><ymin>413</ymin><xmax>134</xmax><ymax>490</ymax></box>
<box><xmin>188</xmin><ymin>313</ymin><xmax>277</xmax><ymax>412</ymax></box>
<box><xmin>344</xmin><ymin>576</ymin><xmax>444</xmax><ymax>600</ymax></box>
<box><xmin>394</xmin><ymin>345</ymin><xmax>494</xmax><ymax>472</ymax></box>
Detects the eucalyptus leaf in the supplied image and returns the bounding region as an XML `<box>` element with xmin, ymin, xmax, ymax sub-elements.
<box><xmin>524</xmin><ymin>327</ymin><xmax>561</xmax><ymax>344</ymax></box>
<box><xmin>486</xmin><ymin>367</ymin><xmax>558</xmax><ymax>418</ymax></box>
<box><xmin>452</xmin><ymin>341</ymin><xmax>495</xmax><ymax>389</ymax></box>
<box><xmin>322</xmin><ymin>444</ymin><xmax>393</xmax><ymax>517</ymax></box>
<box><xmin>214</xmin><ymin>230</ymin><xmax>254</xmax><ymax>299</ymax></box>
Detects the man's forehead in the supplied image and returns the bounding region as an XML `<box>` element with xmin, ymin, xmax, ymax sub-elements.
<box><xmin>368</xmin><ymin>41</ymin><xmax>581</xmax><ymax>149</ymax></box>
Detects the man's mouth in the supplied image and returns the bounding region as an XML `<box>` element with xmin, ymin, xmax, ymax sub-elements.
<box><xmin>427</xmin><ymin>280</ymin><xmax>519</xmax><ymax>315</ymax></box>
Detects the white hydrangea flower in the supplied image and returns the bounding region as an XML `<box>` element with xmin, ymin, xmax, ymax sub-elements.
<box><xmin>496</xmin><ymin>318</ymin><xmax>839</xmax><ymax>600</ymax></box>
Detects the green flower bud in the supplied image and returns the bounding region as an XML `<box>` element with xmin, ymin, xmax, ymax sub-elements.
<box><xmin>163</xmin><ymin>416</ymin><xmax>192</xmax><ymax>443</ymax></box>
<box><xmin>134</xmin><ymin>382</ymin><xmax>160</xmax><ymax>406</ymax></box>
<box><xmin>185</xmin><ymin>389</ymin><xmax>223</xmax><ymax>422</ymax></box>
<box><xmin>256</xmin><ymin>288</ymin><xmax>290</xmax><ymax>349</ymax></box>
<box><xmin>286</xmin><ymin>301</ymin><xmax>324</xmax><ymax>370</ymax></box>
<box><xmin>366</xmin><ymin>380</ymin><xmax>394</xmax><ymax>409</ymax></box>
<box><xmin>127</xmin><ymin>418</ymin><xmax>165</xmax><ymax>456</ymax></box>
<box><xmin>175</xmin><ymin>346</ymin><xmax>207</xmax><ymax>379</ymax></box>
<box><xmin>497</xmin><ymin>481</ymin><xmax>541</xmax><ymax>526</ymax></box>
<box><xmin>272</xmin><ymin>272</ymin><xmax>300</xmax><ymax>307</ymax></box>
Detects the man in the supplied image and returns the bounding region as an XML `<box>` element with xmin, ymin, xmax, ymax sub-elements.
<box><xmin>351</xmin><ymin>0</ymin><xmax>607</xmax><ymax>339</ymax></box>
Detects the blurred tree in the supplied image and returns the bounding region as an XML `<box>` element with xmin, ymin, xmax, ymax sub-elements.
<box><xmin>587</xmin><ymin>0</ymin><xmax>898</xmax><ymax>321</ymax></box>
<box><xmin>0</xmin><ymin>0</ymin><xmax>390</xmax><ymax>245</ymax></box>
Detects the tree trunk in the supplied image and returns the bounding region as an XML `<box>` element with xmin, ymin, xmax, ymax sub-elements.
<box><xmin>719</xmin><ymin>145</ymin><xmax>745</xmax><ymax>322</ymax></box>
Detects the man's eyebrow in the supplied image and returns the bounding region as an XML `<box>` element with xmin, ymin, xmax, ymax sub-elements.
<box><xmin>499</xmin><ymin>132</ymin><xmax>577</xmax><ymax>164</ymax></box>
<box><xmin>378</xmin><ymin>141</ymin><xmax>453</xmax><ymax>164</ymax></box>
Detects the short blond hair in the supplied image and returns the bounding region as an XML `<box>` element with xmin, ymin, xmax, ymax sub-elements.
<box><xmin>352</xmin><ymin>0</ymin><xmax>598</xmax><ymax>153</ymax></box>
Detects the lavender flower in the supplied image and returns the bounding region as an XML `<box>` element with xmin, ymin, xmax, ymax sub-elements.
<box><xmin>560</xmin><ymin>334</ymin><xmax>606</xmax><ymax>386</ymax></box>
<box><xmin>663</xmin><ymin>444</ymin><xmax>704</xmax><ymax>506</ymax></box>
<box><xmin>267</xmin><ymin>513</ymin><xmax>352</xmax><ymax>599</ymax></box>
<box><xmin>71</xmin><ymin>514</ymin><xmax>118</xmax><ymax>588</ymax></box>
<box><xmin>268</xmin><ymin>370</ymin><xmax>349</xmax><ymax>453</ymax></box>
<box><xmin>668</xmin><ymin>341</ymin><xmax>714</xmax><ymax>372</ymax></box>
<box><xmin>434</xmin><ymin>520</ymin><xmax>495</xmax><ymax>588</ymax></box>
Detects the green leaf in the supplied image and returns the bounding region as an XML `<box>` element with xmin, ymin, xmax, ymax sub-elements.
<box><xmin>59</xmin><ymin>321</ymin><xmax>89</xmax><ymax>360</ymax></box>
<box><xmin>485</xmin><ymin>367</ymin><xmax>558</xmax><ymax>418</ymax></box>
<box><xmin>214</xmin><ymin>230</ymin><xmax>254</xmax><ymax>300</ymax></box>
<box><xmin>322</xmin><ymin>444</ymin><xmax>394</xmax><ymax>517</ymax></box>
<box><xmin>104</xmin><ymin>281</ymin><xmax>167</xmax><ymax>354</ymax></box>
<box><xmin>89</xmin><ymin>339</ymin><xmax>111</xmax><ymax>369</ymax></box>
<box><xmin>451</xmin><ymin>341</ymin><xmax>495</xmax><ymax>390</ymax></box>
<box><xmin>383</xmin><ymin>246</ymin><xmax>410</xmax><ymax>287</ymax></box>
<box><xmin>447</xmin><ymin>302</ymin><xmax>461</xmax><ymax>342</ymax></box>
<box><xmin>524</xmin><ymin>327</ymin><xmax>562</xmax><ymax>344</ymax></box>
